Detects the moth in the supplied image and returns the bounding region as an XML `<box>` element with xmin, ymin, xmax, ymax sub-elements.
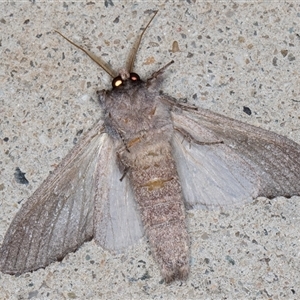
<box><xmin>1</xmin><ymin>11</ymin><xmax>300</xmax><ymax>283</ymax></box>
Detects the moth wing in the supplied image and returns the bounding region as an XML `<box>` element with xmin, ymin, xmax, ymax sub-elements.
<box><xmin>0</xmin><ymin>122</ymin><xmax>107</xmax><ymax>274</ymax></box>
<box><xmin>172</xmin><ymin>108</ymin><xmax>300</xmax><ymax>209</ymax></box>
<box><xmin>93</xmin><ymin>137</ymin><xmax>144</xmax><ymax>252</ymax></box>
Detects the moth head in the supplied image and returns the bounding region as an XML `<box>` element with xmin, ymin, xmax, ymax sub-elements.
<box><xmin>55</xmin><ymin>11</ymin><xmax>157</xmax><ymax>91</ymax></box>
<box><xmin>112</xmin><ymin>71</ymin><xmax>141</xmax><ymax>89</ymax></box>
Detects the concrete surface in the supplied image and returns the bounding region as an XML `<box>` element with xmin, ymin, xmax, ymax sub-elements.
<box><xmin>1</xmin><ymin>1</ymin><xmax>300</xmax><ymax>299</ymax></box>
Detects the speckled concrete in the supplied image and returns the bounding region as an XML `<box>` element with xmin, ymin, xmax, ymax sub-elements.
<box><xmin>1</xmin><ymin>1</ymin><xmax>300</xmax><ymax>299</ymax></box>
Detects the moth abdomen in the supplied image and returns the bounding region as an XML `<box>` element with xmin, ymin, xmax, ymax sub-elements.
<box><xmin>125</xmin><ymin>139</ymin><xmax>190</xmax><ymax>282</ymax></box>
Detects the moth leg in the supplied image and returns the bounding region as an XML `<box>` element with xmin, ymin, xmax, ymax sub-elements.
<box><xmin>174</xmin><ymin>126</ymin><xmax>223</xmax><ymax>147</ymax></box>
<box><xmin>159</xmin><ymin>92</ymin><xmax>198</xmax><ymax>112</ymax></box>
<box><xmin>105</xmin><ymin>114</ymin><xmax>131</xmax><ymax>152</ymax></box>
<box><xmin>122</xmin><ymin>137</ymin><xmax>130</xmax><ymax>153</ymax></box>
<box><xmin>146</xmin><ymin>60</ymin><xmax>175</xmax><ymax>87</ymax></box>
<box><xmin>119</xmin><ymin>166</ymin><xmax>130</xmax><ymax>182</ymax></box>
<box><xmin>116</xmin><ymin>133</ymin><xmax>148</xmax><ymax>181</ymax></box>
<box><xmin>116</xmin><ymin>149</ymin><xmax>131</xmax><ymax>181</ymax></box>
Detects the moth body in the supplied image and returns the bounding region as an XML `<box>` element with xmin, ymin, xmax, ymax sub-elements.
<box><xmin>100</xmin><ymin>78</ymin><xmax>189</xmax><ymax>282</ymax></box>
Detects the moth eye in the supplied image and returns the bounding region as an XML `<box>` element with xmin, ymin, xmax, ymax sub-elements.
<box><xmin>130</xmin><ymin>73</ymin><xmax>140</xmax><ymax>82</ymax></box>
<box><xmin>112</xmin><ymin>76</ymin><xmax>123</xmax><ymax>88</ymax></box>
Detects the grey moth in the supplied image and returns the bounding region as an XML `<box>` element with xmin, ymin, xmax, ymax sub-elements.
<box><xmin>1</xmin><ymin>11</ymin><xmax>300</xmax><ymax>283</ymax></box>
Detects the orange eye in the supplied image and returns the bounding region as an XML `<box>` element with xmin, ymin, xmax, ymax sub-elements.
<box><xmin>130</xmin><ymin>73</ymin><xmax>140</xmax><ymax>81</ymax></box>
<box><xmin>112</xmin><ymin>76</ymin><xmax>123</xmax><ymax>88</ymax></box>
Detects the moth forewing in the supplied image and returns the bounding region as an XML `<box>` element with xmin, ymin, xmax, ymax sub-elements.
<box><xmin>173</xmin><ymin>108</ymin><xmax>300</xmax><ymax>200</ymax></box>
<box><xmin>0</xmin><ymin>122</ymin><xmax>105</xmax><ymax>274</ymax></box>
